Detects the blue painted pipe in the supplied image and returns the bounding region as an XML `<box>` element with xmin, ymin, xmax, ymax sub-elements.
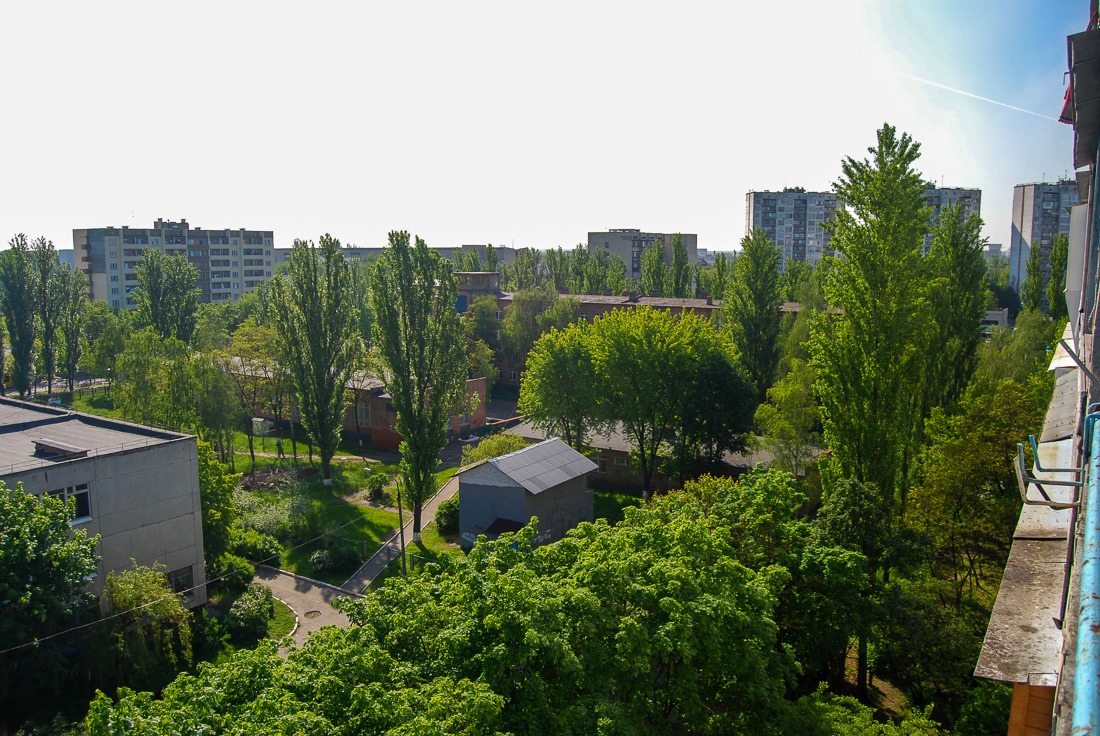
<box><xmin>1072</xmin><ymin>414</ymin><xmax>1100</xmax><ymax>733</ymax></box>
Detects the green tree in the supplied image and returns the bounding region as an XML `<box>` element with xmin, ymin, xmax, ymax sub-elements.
<box><xmin>0</xmin><ymin>234</ymin><xmax>39</xmax><ymax>396</ymax></box>
<box><xmin>711</xmin><ymin>251</ymin><xmax>731</xmax><ymax>300</ymax></box>
<box><xmin>100</xmin><ymin>563</ymin><xmax>193</xmax><ymax>693</ymax></box>
<box><xmin>1047</xmin><ymin>233</ymin><xmax>1069</xmax><ymax>319</ymax></box>
<box><xmin>225</xmin><ymin>321</ymin><xmax>280</xmax><ymax>471</ymax></box>
<box><xmin>780</xmin><ymin>258</ymin><xmax>810</xmax><ymax>302</ymax></box>
<box><xmin>270</xmin><ymin>236</ymin><xmax>360</xmax><ymax>483</ymax></box>
<box><xmin>32</xmin><ymin>237</ymin><xmax>64</xmax><ymax>396</ymax></box>
<box><xmin>133</xmin><ymin>249</ymin><xmax>200</xmax><ymax>343</ymax></box>
<box><xmin>57</xmin><ymin>267</ymin><xmax>87</xmax><ymax>394</ymax></box>
<box><xmin>726</xmin><ymin>228</ymin><xmax>782</xmax><ymax>401</ymax></box>
<box><xmin>670</xmin><ymin>233</ymin><xmax>691</xmax><ymax>297</ymax></box>
<box><xmin>460</xmin><ymin>433</ymin><xmax>529</xmax><ymax>466</ymax></box>
<box><xmin>519</xmin><ymin>322</ymin><xmax>605</xmax><ymax>450</ymax></box>
<box><xmin>197</xmin><ymin>440</ymin><xmax>238</xmax><ymax>563</ymax></box>
<box><xmin>85</xmin><ymin>307</ymin><xmax>130</xmax><ymax>387</ymax></box>
<box><xmin>485</xmin><ymin>243</ymin><xmax>499</xmax><ymax>272</ymax></box>
<box><xmin>640</xmin><ymin>241</ymin><xmax>668</xmax><ymax>296</ymax></box>
<box><xmin>808</xmin><ymin>123</ymin><xmax>931</xmax><ymax>694</ymax></box>
<box><xmin>500</xmin><ymin>285</ymin><xmax>557</xmax><ymax>372</ymax></box>
<box><xmin>461</xmin><ymin>249</ymin><xmax>483</xmax><ymax>272</ymax></box>
<box><xmin>607</xmin><ymin>254</ymin><xmax>628</xmax><ymax>296</ymax></box>
<box><xmin>371</xmin><ymin>231</ymin><xmax>468</xmax><ymax>541</ymax></box>
<box><xmin>504</xmin><ymin>247</ymin><xmax>543</xmax><ymax>290</ymax></box>
<box><xmin>543</xmin><ymin>246</ymin><xmax>569</xmax><ymax>292</ymax></box>
<box><xmin>1019</xmin><ymin>241</ymin><xmax>1046</xmax><ymax>313</ymax></box>
<box><xmin>754</xmin><ymin>358</ymin><xmax>821</xmax><ymax>477</ymax></box>
<box><xmin>0</xmin><ymin>482</ymin><xmax>100</xmax><ymax>711</ymax></box>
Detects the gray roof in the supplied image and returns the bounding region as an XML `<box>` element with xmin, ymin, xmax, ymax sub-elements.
<box><xmin>488</xmin><ymin>438</ymin><xmax>597</xmax><ymax>495</ymax></box>
<box><xmin>0</xmin><ymin>398</ymin><xmax>187</xmax><ymax>477</ymax></box>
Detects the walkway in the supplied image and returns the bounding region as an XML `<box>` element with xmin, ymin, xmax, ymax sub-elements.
<box><xmin>341</xmin><ymin>475</ymin><xmax>460</xmax><ymax>593</ymax></box>
<box><xmin>252</xmin><ymin>565</ymin><xmax>356</xmax><ymax>647</ymax></box>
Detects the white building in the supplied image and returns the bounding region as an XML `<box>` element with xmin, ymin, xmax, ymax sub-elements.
<box><xmin>745</xmin><ymin>188</ymin><xmax>839</xmax><ymax>267</ymax></box>
<box><xmin>0</xmin><ymin>398</ymin><xmax>207</xmax><ymax>606</ymax></box>
<box><xmin>1009</xmin><ymin>180</ymin><xmax>1079</xmax><ymax>290</ymax></box>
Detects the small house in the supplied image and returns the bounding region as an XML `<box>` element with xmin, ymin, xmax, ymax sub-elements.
<box><xmin>458</xmin><ymin>438</ymin><xmax>596</xmax><ymax>550</ymax></box>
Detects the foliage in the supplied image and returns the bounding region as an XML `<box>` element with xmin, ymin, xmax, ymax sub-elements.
<box><xmin>754</xmin><ymin>357</ymin><xmax>821</xmax><ymax>477</ymax></box>
<box><xmin>500</xmin><ymin>285</ymin><xmax>557</xmax><ymax>369</ymax></box>
<box><xmin>1019</xmin><ymin>239</ymin><xmax>1046</xmax><ymax>313</ymax></box>
<box><xmin>640</xmin><ymin>240</ymin><xmax>668</xmax><ymax>296</ymax></box>
<box><xmin>133</xmin><ymin>249</ymin><xmax>200</xmax><ymax>343</ymax></box>
<box><xmin>57</xmin><ymin>267</ymin><xmax>87</xmax><ymax>393</ymax></box>
<box><xmin>460</xmin><ymin>433</ymin><xmax>530</xmax><ymax>466</ymax></box>
<box><xmin>954</xmin><ymin>680</ymin><xmax>1012</xmax><ymax>736</ymax></box>
<box><xmin>226</xmin><ymin>583</ymin><xmax>275</xmax><ymax>642</ymax></box>
<box><xmin>970</xmin><ymin>308</ymin><xmax>1059</xmax><ymax>394</ymax></box>
<box><xmin>435</xmin><ymin>495</ymin><xmax>460</xmax><ymax>536</ymax></box>
<box><xmin>270</xmin><ymin>235</ymin><xmax>360</xmax><ymax>481</ymax></box>
<box><xmin>309</xmin><ymin>542</ymin><xmax>361</xmax><ymax>575</ymax></box>
<box><xmin>0</xmin><ymin>234</ymin><xmax>39</xmax><ymax>396</ymax></box>
<box><xmin>670</xmin><ymin>233</ymin><xmax>691</xmax><ymax>297</ymax></box>
<box><xmin>211</xmin><ymin>553</ymin><xmax>255</xmax><ymax>593</ymax></box>
<box><xmin>83</xmin><ymin>305</ymin><xmax>130</xmax><ymax>384</ymax></box>
<box><xmin>197</xmin><ymin>441</ymin><xmax>239</xmax><ymax>563</ymax></box>
<box><xmin>0</xmin><ymin>482</ymin><xmax>100</xmax><ymax>709</ymax></box>
<box><xmin>518</xmin><ymin>321</ymin><xmax>604</xmax><ymax>450</ymax></box>
<box><xmin>228</xmin><ymin>527</ymin><xmax>282</xmax><ymax>565</ymax></box>
<box><xmin>371</xmin><ymin>231</ymin><xmax>468</xmax><ymax>540</ymax></box>
<box><xmin>1047</xmin><ymin>232</ymin><xmax>1069</xmax><ymax>319</ymax></box>
<box><xmin>100</xmin><ymin>564</ymin><xmax>194</xmax><ymax>693</ymax></box>
<box><xmin>32</xmin><ymin>237</ymin><xmax>63</xmax><ymax>396</ymax></box>
<box><xmin>727</xmin><ymin>228</ymin><xmax>783</xmax><ymax>402</ymax></box>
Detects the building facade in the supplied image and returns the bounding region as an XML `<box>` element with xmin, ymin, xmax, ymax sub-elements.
<box><xmin>744</xmin><ymin>188</ymin><xmax>839</xmax><ymax>267</ymax></box>
<box><xmin>586</xmin><ymin>229</ymin><xmax>698</xmax><ymax>282</ymax></box>
<box><xmin>0</xmin><ymin>398</ymin><xmax>207</xmax><ymax>606</ymax></box>
<box><xmin>1009</xmin><ymin>180</ymin><xmax>1079</xmax><ymax>290</ymax></box>
<box><xmin>922</xmin><ymin>184</ymin><xmax>982</xmax><ymax>253</ymax></box>
<box><xmin>74</xmin><ymin>219</ymin><xmax>274</xmax><ymax>310</ymax></box>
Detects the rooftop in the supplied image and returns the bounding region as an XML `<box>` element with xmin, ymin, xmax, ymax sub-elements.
<box><xmin>468</xmin><ymin>437</ymin><xmax>598</xmax><ymax>495</ymax></box>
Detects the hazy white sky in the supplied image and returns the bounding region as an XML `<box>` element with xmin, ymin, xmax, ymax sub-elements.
<box><xmin>0</xmin><ymin>2</ymin><xmax>1083</xmax><ymax>253</ymax></box>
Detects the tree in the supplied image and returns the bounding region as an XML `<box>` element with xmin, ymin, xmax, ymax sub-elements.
<box><xmin>58</xmin><ymin>267</ymin><xmax>87</xmax><ymax>393</ymax></box>
<box><xmin>460</xmin><ymin>433</ymin><xmax>529</xmax><ymax>466</ymax></box>
<box><xmin>100</xmin><ymin>563</ymin><xmax>193</xmax><ymax>693</ymax></box>
<box><xmin>32</xmin><ymin>237</ymin><xmax>64</xmax><ymax>396</ymax></box>
<box><xmin>85</xmin><ymin>307</ymin><xmax>130</xmax><ymax>387</ymax></box>
<box><xmin>1019</xmin><ymin>241</ymin><xmax>1046</xmax><ymax>313</ymax></box>
<box><xmin>780</xmin><ymin>258</ymin><xmax>810</xmax><ymax>302</ymax></box>
<box><xmin>133</xmin><ymin>249</ymin><xmax>200</xmax><ymax>343</ymax></box>
<box><xmin>670</xmin><ymin>233</ymin><xmax>691</xmax><ymax>297</ymax></box>
<box><xmin>371</xmin><ymin>231</ymin><xmax>468</xmax><ymax>541</ymax></box>
<box><xmin>0</xmin><ymin>234</ymin><xmax>39</xmax><ymax>396</ymax></box>
<box><xmin>754</xmin><ymin>358</ymin><xmax>821</xmax><ymax>477</ymax></box>
<box><xmin>519</xmin><ymin>322</ymin><xmax>605</xmax><ymax>450</ymax></box>
<box><xmin>711</xmin><ymin>251</ymin><xmax>731</xmax><ymax>300</ymax></box>
<box><xmin>607</xmin><ymin>254</ymin><xmax>628</xmax><ymax>296</ymax></box>
<box><xmin>808</xmin><ymin>123</ymin><xmax>931</xmax><ymax>694</ymax></box>
<box><xmin>485</xmin><ymin>243</ymin><xmax>499</xmax><ymax>272</ymax></box>
<box><xmin>640</xmin><ymin>241</ymin><xmax>668</xmax><ymax>296</ymax></box>
<box><xmin>1</xmin><ymin>482</ymin><xmax>99</xmax><ymax>712</ymax></box>
<box><xmin>925</xmin><ymin>202</ymin><xmax>988</xmax><ymax>409</ymax></box>
<box><xmin>500</xmin><ymin>285</ymin><xmax>557</xmax><ymax>372</ymax></box>
<box><xmin>1047</xmin><ymin>233</ymin><xmax>1069</xmax><ymax>319</ymax></box>
<box><xmin>197</xmin><ymin>441</ymin><xmax>238</xmax><ymax>564</ymax></box>
<box><xmin>225</xmin><ymin>321</ymin><xmax>280</xmax><ymax>472</ymax></box>
<box><xmin>270</xmin><ymin>236</ymin><xmax>359</xmax><ymax>483</ymax></box>
<box><xmin>726</xmin><ymin>228</ymin><xmax>782</xmax><ymax>402</ymax></box>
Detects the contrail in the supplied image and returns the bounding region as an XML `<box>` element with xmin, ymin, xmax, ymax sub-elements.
<box><xmin>897</xmin><ymin>71</ymin><xmax>1062</xmax><ymax>122</ymax></box>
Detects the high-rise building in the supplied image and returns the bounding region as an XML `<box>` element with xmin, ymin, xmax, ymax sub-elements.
<box><xmin>587</xmin><ymin>229</ymin><xmax>698</xmax><ymax>282</ymax></box>
<box><xmin>1009</xmin><ymin>180</ymin><xmax>1079</xmax><ymax>290</ymax></box>
<box><xmin>744</xmin><ymin>188</ymin><xmax>839</xmax><ymax>267</ymax></box>
<box><xmin>922</xmin><ymin>184</ymin><xmax>982</xmax><ymax>253</ymax></box>
<box><xmin>74</xmin><ymin>219</ymin><xmax>274</xmax><ymax>310</ymax></box>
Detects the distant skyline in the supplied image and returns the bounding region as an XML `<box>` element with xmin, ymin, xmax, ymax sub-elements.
<box><xmin>0</xmin><ymin>2</ymin><xmax>1083</xmax><ymax>254</ymax></box>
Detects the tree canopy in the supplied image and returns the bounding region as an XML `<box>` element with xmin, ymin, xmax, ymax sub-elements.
<box><xmin>133</xmin><ymin>249</ymin><xmax>200</xmax><ymax>343</ymax></box>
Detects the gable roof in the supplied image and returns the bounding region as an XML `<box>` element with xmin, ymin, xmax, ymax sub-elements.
<box><xmin>488</xmin><ymin>438</ymin><xmax>597</xmax><ymax>495</ymax></box>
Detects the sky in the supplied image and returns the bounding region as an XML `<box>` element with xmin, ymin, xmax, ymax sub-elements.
<box><xmin>0</xmin><ymin>2</ymin><xmax>1085</xmax><ymax>254</ymax></box>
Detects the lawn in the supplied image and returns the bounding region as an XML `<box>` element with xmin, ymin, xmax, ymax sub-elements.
<box><xmin>369</xmin><ymin>522</ymin><xmax>464</xmax><ymax>589</ymax></box>
<box><xmin>69</xmin><ymin>391</ymin><xmax>123</xmax><ymax>419</ymax></box>
<box><xmin>593</xmin><ymin>486</ymin><xmax>644</xmax><ymax>524</ymax></box>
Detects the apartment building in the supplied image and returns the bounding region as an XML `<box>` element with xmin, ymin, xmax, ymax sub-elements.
<box><xmin>74</xmin><ymin>219</ymin><xmax>274</xmax><ymax>310</ymax></box>
<box><xmin>586</xmin><ymin>229</ymin><xmax>699</xmax><ymax>281</ymax></box>
<box><xmin>744</xmin><ymin>188</ymin><xmax>839</xmax><ymax>267</ymax></box>
<box><xmin>0</xmin><ymin>397</ymin><xmax>206</xmax><ymax>606</ymax></box>
<box><xmin>922</xmin><ymin>184</ymin><xmax>982</xmax><ymax>253</ymax></box>
<box><xmin>1009</xmin><ymin>180</ymin><xmax>1079</xmax><ymax>290</ymax></box>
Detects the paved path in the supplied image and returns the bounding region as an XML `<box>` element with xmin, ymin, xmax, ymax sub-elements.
<box><xmin>252</xmin><ymin>565</ymin><xmax>356</xmax><ymax>647</ymax></box>
<box><xmin>342</xmin><ymin>476</ymin><xmax>460</xmax><ymax>593</ymax></box>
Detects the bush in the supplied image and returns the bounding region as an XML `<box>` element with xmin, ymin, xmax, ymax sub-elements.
<box><xmin>366</xmin><ymin>473</ymin><xmax>388</xmax><ymax>503</ymax></box>
<box><xmin>309</xmin><ymin>541</ymin><xmax>361</xmax><ymax>573</ymax></box>
<box><xmin>436</xmin><ymin>495</ymin><xmax>460</xmax><ymax>537</ymax></box>
<box><xmin>191</xmin><ymin>608</ymin><xmax>228</xmax><ymax>659</ymax></box>
<box><xmin>228</xmin><ymin>527</ymin><xmax>281</xmax><ymax>564</ymax></box>
<box><xmin>227</xmin><ymin>584</ymin><xmax>274</xmax><ymax>642</ymax></box>
<box><xmin>460</xmin><ymin>433</ymin><xmax>529</xmax><ymax>467</ymax></box>
<box><xmin>212</xmin><ymin>553</ymin><xmax>255</xmax><ymax>593</ymax></box>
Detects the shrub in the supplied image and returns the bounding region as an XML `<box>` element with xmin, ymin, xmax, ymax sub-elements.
<box><xmin>436</xmin><ymin>495</ymin><xmax>460</xmax><ymax>537</ymax></box>
<box><xmin>461</xmin><ymin>433</ymin><xmax>529</xmax><ymax>467</ymax></box>
<box><xmin>191</xmin><ymin>608</ymin><xmax>228</xmax><ymax>659</ymax></box>
<box><xmin>366</xmin><ymin>473</ymin><xmax>388</xmax><ymax>503</ymax></box>
<box><xmin>213</xmin><ymin>553</ymin><xmax>255</xmax><ymax>592</ymax></box>
<box><xmin>227</xmin><ymin>584</ymin><xmax>274</xmax><ymax>642</ymax></box>
<box><xmin>309</xmin><ymin>541</ymin><xmax>361</xmax><ymax>573</ymax></box>
<box><xmin>228</xmin><ymin>527</ymin><xmax>281</xmax><ymax>564</ymax></box>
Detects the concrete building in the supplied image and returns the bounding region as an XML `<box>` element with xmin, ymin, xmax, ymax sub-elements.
<box><xmin>1009</xmin><ymin>180</ymin><xmax>1079</xmax><ymax>290</ymax></box>
<box><xmin>922</xmin><ymin>184</ymin><xmax>982</xmax><ymax>253</ymax></box>
<box><xmin>586</xmin><ymin>229</ymin><xmax>698</xmax><ymax>282</ymax></box>
<box><xmin>457</xmin><ymin>438</ymin><xmax>596</xmax><ymax>550</ymax></box>
<box><xmin>273</xmin><ymin>244</ymin><xmax>518</xmax><ymax>268</ymax></box>
<box><xmin>745</xmin><ymin>188</ymin><xmax>839</xmax><ymax>267</ymax></box>
<box><xmin>0</xmin><ymin>397</ymin><xmax>206</xmax><ymax>606</ymax></box>
<box><xmin>74</xmin><ymin>219</ymin><xmax>274</xmax><ymax>310</ymax></box>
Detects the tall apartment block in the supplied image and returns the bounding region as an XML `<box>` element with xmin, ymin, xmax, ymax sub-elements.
<box><xmin>74</xmin><ymin>219</ymin><xmax>274</xmax><ymax>310</ymax></box>
<box><xmin>744</xmin><ymin>188</ymin><xmax>839</xmax><ymax>267</ymax></box>
<box><xmin>922</xmin><ymin>184</ymin><xmax>982</xmax><ymax>253</ymax></box>
<box><xmin>586</xmin><ymin>229</ymin><xmax>698</xmax><ymax>281</ymax></box>
<box><xmin>1009</xmin><ymin>180</ymin><xmax>1079</xmax><ymax>290</ymax></box>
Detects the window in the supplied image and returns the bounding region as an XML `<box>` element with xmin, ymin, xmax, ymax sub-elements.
<box><xmin>110</xmin><ymin>275</ymin><xmax>118</xmax><ymax>282</ymax></box>
<box><xmin>110</xmin><ymin>262</ymin><xmax>117</xmax><ymax>271</ymax></box>
<box><xmin>48</xmin><ymin>483</ymin><xmax>91</xmax><ymax>521</ymax></box>
<box><xmin>598</xmin><ymin>457</ymin><xmax>608</xmax><ymax>473</ymax></box>
<box><xmin>614</xmin><ymin>456</ymin><xmax>628</xmax><ymax>468</ymax></box>
<box><xmin>357</xmin><ymin>401</ymin><xmax>370</xmax><ymax>426</ymax></box>
<box><xmin>168</xmin><ymin>566</ymin><xmax>194</xmax><ymax>601</ymax></box>
<box><xmin>461</xmin><ymin>411</ymin><xmax>471</xmax><ymax>428</ymax></box>
<box><xmin>508</xmin><ymin>370</ymin><xmax>517</xmax><ymax>381</ymax></box>
<box><xmin>495</xmin><ymin>311</ymin><xmax>503</xmax><ymax>320</ymax></box>
<box><xmin>111</xmin><ymin>287</ymin><xmax>119</xmax><ymax>295</ymax></box>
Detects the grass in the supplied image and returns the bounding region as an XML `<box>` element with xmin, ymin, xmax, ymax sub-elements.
<box><xmin>593</xmin><ymin>486</ymin><xmax>644</xmax><ymax>525</ymax></box>
<box><xmin>269</xmin><ymin>597</ymin><xmax>296</xmax><ymax>639</ymax></box>
<box><xmin>369</xmin><ymin>522</ymin><xmax>463</xmax><ymax>589</ymax></box>
<box><xmin>69</xmin><ymin>391</ymin><xmax>123</xmax><ymax>419</ymax></box>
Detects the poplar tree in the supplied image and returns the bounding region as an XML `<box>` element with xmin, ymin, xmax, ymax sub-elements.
<box><xmin>134</xmin><ymin>250</ymin><xmax>200</xmax><ymax>343</ymax></box>
<box><xmin>270</xmin><ymin>236</ymin><xmax>359</xmax><ymax>484</ymax></box>
<box><xmin>1019</xmin><ymin>242</ymin><xmax>1046</xmax><ymax>313</ymax></box>
<box><xmin>370</xmin><ymin>231</ymin><xmax>467</xmax><ymax>540</ymax></box>
<box><xmin>670</xmin><ymin>233</ymin><xmax>691</xmax><ymax>298</ymax></box>
<box><xmin>0</xmin><ymin>234</ymin><xmax>39</xmax><ymax>397</ymax></box>
<box><xmin>58</xmin><ymin>267</ymin><xmax>88</xmax><ymax>393</ymax></box>
<box><xmin>725</xmin><ymin>228</ymin><xmax>782</xmax><ymax>402</ymax></box>
<box><xmin>32</xmin><ymin>238</ymin><xmax>64</xmax><ymax>396</ymax></box>
<box><xmin>1047</xmin><ymin>233</ymin><xmax>1070</xmax><ymax>319</ymax></box>
<box><xmin>640</xmin><ymin>242</ymin><xmax>667</xmax><ymax>296</ymax></box>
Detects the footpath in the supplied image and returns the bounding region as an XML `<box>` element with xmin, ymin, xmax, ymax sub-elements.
<box><xmin>252</xmin><ymin>565</ymin><xmax>354</xmax><ymax>648</ymax></box>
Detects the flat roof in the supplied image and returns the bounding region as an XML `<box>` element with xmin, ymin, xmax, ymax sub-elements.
<box><xmin>0</xmin><ymin>397</ymin><xmax>188</xmax><ymax>477</ymax></box>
